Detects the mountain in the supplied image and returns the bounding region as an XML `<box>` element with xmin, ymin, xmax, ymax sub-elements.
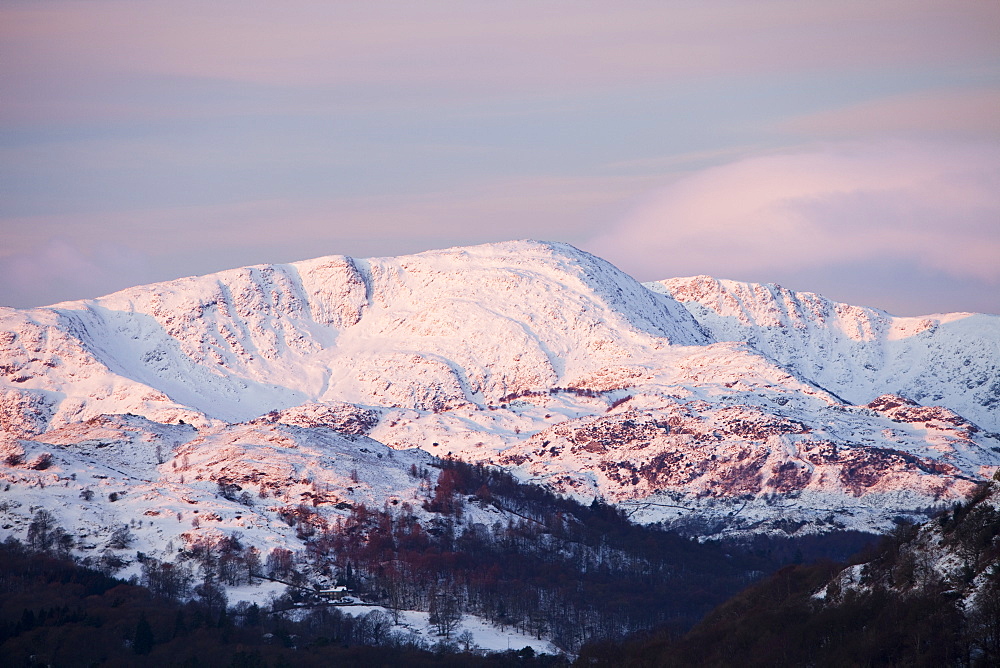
<box><xmin>1</xmin><ymin>239</ymin><xmax>998</xmax><ymax>558</ymax></box>
<box><xmin>0</xmin><ymin>240</ymin><xmax>704</xmax><ymax>430</ymax></box>
<box><xmin>651</xmin><ymin>275</ymin><xmax>1000</xmax><ymax>433</ymax></box>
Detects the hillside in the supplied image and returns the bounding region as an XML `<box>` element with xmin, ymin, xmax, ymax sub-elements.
<box><xmin>580</xmin><ymin>476</ymin><xmax>1000</xmax><ymax>666</ymax></box>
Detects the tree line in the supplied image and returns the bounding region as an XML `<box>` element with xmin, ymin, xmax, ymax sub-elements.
<box><xmin>281</xmin><ymin>458</ymin><xmax>876</xmax><ymax>651</ymax></box>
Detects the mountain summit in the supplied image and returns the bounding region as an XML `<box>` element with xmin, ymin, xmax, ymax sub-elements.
<box><xmin>1</xmin><ymin>240</ymin><xmax>707</xmax><ymax>428</ymax></box>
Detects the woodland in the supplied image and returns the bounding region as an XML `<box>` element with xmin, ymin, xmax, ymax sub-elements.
<box><xmin>0</xmin><ymin>459</ymin><xmax>893</xmax><ymax>666</ymax></box>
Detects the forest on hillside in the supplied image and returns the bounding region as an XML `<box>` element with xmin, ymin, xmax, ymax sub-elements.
<box><xmin>579</xmin><ymin>481</ymin><xmax>1000</xmax><ymax>667</ymax></box>
<box><xmin>0</xmin><ymin>458</ymin><xmax>885</xmax><ymax>665</ymax></box>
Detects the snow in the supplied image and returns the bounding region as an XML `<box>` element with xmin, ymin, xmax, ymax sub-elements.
<box><xmin>1</xmin><ymin>239</ymin><xmax>999</xmax><ymax>644</ymax></box>
<box><xmin>651</xmin><ymin>275</ymin><xmax>1000</xmax><ymax>432</ymax></box>
<box><xmin>342</xmin><ymin>605</ymin><xmax>558</xmax><ymax>654</ymax></box>
<box><xmin>816</xmin><ymin>482</ymin><xmax>1000</xmax><ymax>619</ymax></box>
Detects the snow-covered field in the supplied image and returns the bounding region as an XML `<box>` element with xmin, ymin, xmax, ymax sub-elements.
<box><xmin>344</xmin><ymin>604</ymin><xmax>557</xmax><ymax>654</ymax></box>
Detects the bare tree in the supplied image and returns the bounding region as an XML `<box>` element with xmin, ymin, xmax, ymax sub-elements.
<box><xmin>429</xmin><ymin>586</ymin><xmax>463</xmax><ymax>638</ymax></box>
<box><xmin>107</xmin><ymin>524</ymin><xmax>134</xmax><ymax>550</ymax></box>
<box><xmin>26</xmin><ymin>509</ymin><xmax>58</xmax><ymax>552</ymax></box>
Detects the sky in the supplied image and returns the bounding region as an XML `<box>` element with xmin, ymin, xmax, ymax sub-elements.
<box><xmin>2</xmin><ymin>0</ymin><xmax>999</xmax><ymax>316</ymax></box>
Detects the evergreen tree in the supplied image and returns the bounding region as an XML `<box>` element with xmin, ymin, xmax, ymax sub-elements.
<box><xmin>133</xmin><ymin>612</ymin><xmax>154</xmax><ymax>655</ymax></box>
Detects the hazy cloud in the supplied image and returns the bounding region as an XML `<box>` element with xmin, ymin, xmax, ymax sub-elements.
<box><xmin>587</xmin><ymin>141</ymin><xmax>1000</xmax><ymax>290</ymax></box>
<box><xmin>0</xmin><ymin>238</ymin><xmax>150</xmax><ymax>307</ymax></box>
<box><xmin>0</xmin><ymin>171</ymin><xmax>661</xmax><ymax>307</ymax></box>
<box><xmin>782</xmin><ymin>89</ymin><xmax>1000</xmax><ymax>139</ymax></box>
<box><xmin>4</xmin><ymin>1</ymin><xmax>998</xmax><ymax>123</ymax></box>
<box><xmin>3</xmin><ymin>2</ymin><xmax>998</xmax><ymax>316</ymax></box>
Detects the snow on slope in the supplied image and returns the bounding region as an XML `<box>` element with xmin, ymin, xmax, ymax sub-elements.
<box><xmin>491</xmin><ymin>391</ymin><xmax>997</xmax><ymax>536</ymax></box>
<box><xmin>345</xmin><ymin>604</ymin><xmax>558</xmax><ymax>655</ymax></box>
<box><xmin>651</xmin><ymin>276</ymin><xmax>1000</xmax><ymax>432</ymax></box>
<box><xmin>0</xmin><ymin>241</ymin><xmax>706</xmax><ymax>432</ymax></box>
<box><xmin>359</xmin><ymin>335</ymin><xmax>998</xmax><ymax>537</ymax></box>
<box><xmin>314</xmin><ymin>240</ymin><xmax>706</xmax><ymax>410</ymax></box>
<box><xmin>1</xmin><ymin>240</ymin><xmax>998</xmax><ymax>546</ymax></box>
<box><xmin>0</xmin><ymin>415</ymin><xmax>439</xmax><ymax>568</ymax></box>
<box><xmin>815</xmin><ymin>477</ymin><xmax>1000</xmax><ymax>633</ymax></box>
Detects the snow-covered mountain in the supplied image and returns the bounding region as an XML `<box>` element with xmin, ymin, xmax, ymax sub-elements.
<box><xmin>1</xmin><ymin>240</ymin><xmax>998</xmax><ymax>561</ymax></box>
<box><xmin>651</xmin><ymin>275</ymin><xmax>1000</xmax><ymax>433</ymax></box>
<box><xmin>0</xmin><ymin>241</ymin><xmax>704</xmax><ymax>431</ymax></box>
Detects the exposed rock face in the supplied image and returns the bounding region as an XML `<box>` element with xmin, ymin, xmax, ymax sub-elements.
<box><xmin>0</xmin><ymin>388</ymin><xmax>55</xmax><ymax>438</ymax></box>
<box><xmin>253</xmin><ymin>401</ymin><xmax>380</xmax><ymax>436</ymax></box>
<box><xmin>492</xmin><ymin>391</ymin><xmax>988</xmax><ymax>536</ymax></box>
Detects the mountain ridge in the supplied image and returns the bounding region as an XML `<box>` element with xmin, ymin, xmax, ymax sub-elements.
<box><xmin>651</xmin><ymin>274</ymin><xmax>999</xmax><ymax>432</ymax></box>
<box><xmin>1</xmin><ymin>240</ymin><xmax>998</xmax><ymax>562</ymax></box>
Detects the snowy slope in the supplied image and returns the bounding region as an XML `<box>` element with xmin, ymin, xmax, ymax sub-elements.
<box><xmin>1</xmin><ymin>240</ymin><xmax>998</xmax><ymax>548</ymax></box>
<box><xmin>650</xmin><ymin>276</ymin><xmax>1000</xmax><ymax>432</ymax></box>
<box><xmin>815</xmin><ymin>477</ymin><xmax>1000</xmax><ymax>637</ymax></box>
<box><xmin>0</xmin><ymin>416</ymin><xmax>437</xmax><ymax>567</ymax></box>
<box><xmin>0</xmin><ymin>241</ymin><xmax>706</xmax><ymax>432</ymax></box>
<box><xmin>491</xmin><ymin>390</ymin><xmax>996</xmax><ymax>536</ymax></box>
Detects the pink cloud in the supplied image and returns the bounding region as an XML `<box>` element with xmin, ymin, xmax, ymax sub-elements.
<box><xmin>586</xmin><ymin>141</ymin><xmax>1000</xmax><ymax>284</ymax></box>
<box><xmin>0</xmin><ymin>238</ymin><xmax>150</xmax><ymax>307</ymax></box>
